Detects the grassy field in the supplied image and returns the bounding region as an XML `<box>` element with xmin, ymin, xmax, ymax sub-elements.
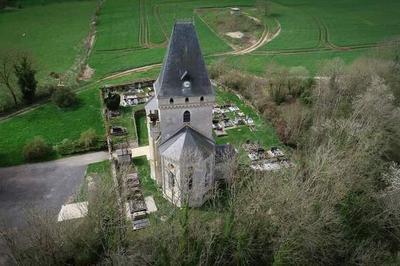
<box><xmin>223</xmin><ymin>48</ymin><xmax>369</xmax><ymax>75</ymax></box>
<box><xmin>0</xmin><ymin>0</ymin><xmax>97</xmax><ymax>108</ymax></box>
<box><xmin>87</xmin><ymin>0</ymin><xmax>400</xmax><ymax>79</ymax></box>
<box><xmin>0</xmin><ymin>84</ymin><xmax>105</xmax><ymax>167</ymax></box>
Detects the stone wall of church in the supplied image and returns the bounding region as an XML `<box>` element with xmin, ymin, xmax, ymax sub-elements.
<box><xmin>161</xmin><ymin>153</ymin><xmax>215</xmax><ymax>207</ymax></box>
<box><xmin>158</xmin><ymin>95</ymin><xmax>215</xmax><ymax>141</ymax></box>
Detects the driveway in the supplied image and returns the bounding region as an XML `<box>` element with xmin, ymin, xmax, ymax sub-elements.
<box><xmin>0</xmin><ymin>152</ymin><xmax>109</xmax><ymax>229</ymax></box>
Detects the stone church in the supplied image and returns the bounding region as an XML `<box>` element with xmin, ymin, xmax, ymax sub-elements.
<box><xmin>145</xmin><ymin>21</ymin><xmax>220</xmax><ymax>207</ymax></box>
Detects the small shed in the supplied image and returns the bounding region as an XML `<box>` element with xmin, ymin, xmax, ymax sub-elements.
<box><xmin>230</xmin><ymin>7</ymin><xmax>241</xmax><ymax>15</ymax></box>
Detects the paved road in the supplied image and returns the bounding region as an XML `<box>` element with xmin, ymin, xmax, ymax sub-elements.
<box><xmin>0</xmin><ymin>152</ymin><xmax>109</xmax><ymax>229</ymax></box>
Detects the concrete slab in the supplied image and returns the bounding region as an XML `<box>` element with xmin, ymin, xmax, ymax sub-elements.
<box><xmin>57</xmin><ymin>202</ymin><xmax>88</xmax><ymax>222</ymax></box>
<box><xmin>131</xmin><ymin>146</ymin><xmax>150</xmax><ymax>159</ymax></box>
<box><xmin>145</xmin><ymin>196</ymin><xmax>157</xmax><ymax>213</ymax></box>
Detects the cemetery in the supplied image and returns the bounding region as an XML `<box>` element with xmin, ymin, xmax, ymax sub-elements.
<box><xmin>212</xmin><ymin>103</ymin><xmax>255</xmax><ymax>137</ymax></box>
<box><xmin>243</xmin><ymin>141</ymin><xmax>292</xmax><ymax>171</ymax></box>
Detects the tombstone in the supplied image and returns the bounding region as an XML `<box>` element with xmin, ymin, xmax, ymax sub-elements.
<box><xmin>116</xmin><ymin>148</ymin><xmax>132</xmax><ymax>164</ymax></box>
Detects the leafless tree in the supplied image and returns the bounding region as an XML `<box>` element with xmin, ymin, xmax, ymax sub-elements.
<box><xmin>0</xmin><ymin>51</ymin><xmax>18</xmax><ymax>106</ymax></box>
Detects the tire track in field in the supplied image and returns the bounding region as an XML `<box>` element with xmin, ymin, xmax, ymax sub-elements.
<box><xmin>314</xmin><ymin>16</ymin><xmax>380</xmax><ymax>51</ymax></box>
<box><xmin>153</xmin><ymin>4</ymin><xmax>169</xmax><ymax>43</ymax></box>
<box><xmin>139</xmin><ymin>0</ymin><xmax>149</xmax><ymax>47</ymax></box>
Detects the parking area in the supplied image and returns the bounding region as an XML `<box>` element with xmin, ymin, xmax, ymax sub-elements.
<box><xmin>0</xmin><ymin>152</ymin><xmax>108</xmax><ymax>229</ymax></box>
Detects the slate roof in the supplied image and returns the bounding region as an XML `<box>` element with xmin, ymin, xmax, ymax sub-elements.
<box><xmin>144</xmin><ymin>95</ymin><xmax>157</xmax><ymax>111</ymax></box>
<box><xmin>159</xmin><ymin>125</ymin><xmax>215</xmax><ymax>161</ymax></box>
<box><xmin>154</xmin><ymin>21</ymin><xmax>214</xmax><ymax>98</ymax></box>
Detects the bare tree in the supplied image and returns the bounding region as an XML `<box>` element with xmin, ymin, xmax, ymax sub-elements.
<box><xmin>0</xmin><ymin>0</ymin><xmax>7</xmax><ymax>9</ymax></box>
<box><xmin>0</xmin><ymin>51</ymin><xmax>18</xmax><ymax>106</ymax></box>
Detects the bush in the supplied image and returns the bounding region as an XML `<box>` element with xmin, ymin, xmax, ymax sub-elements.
<box><xmin>104</xmin><ymin>92</ymin><xmax>120</xmax><ymax>111</ymax></box>
<box><xmin>56</xmin><ymin>130</ymin><xmax>104</xmax><ymax>156</ymax></box>
<box><xmin>80</xmin><ymin>128</ymin><xmax>98</xmax><ymax>148</ymax></box>
<box><xmin>52</xmin><ymin>87</ymin><xmax>78</xmax><ymax>108</ymax></box>
<box><xmin>56</xmin><ymin>138</ymin><xmax>76</xmax><ymax>155</ymax></box>
<box><xmin>23</xmin><ymin>136</ymin><xmax>53</xmax><ymax>162</ymax></box>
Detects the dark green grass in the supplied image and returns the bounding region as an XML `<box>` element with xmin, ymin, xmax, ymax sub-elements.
<box><xmin>135</xmin><ymin>111</ymin><xmax>149</xmax><ymax>146</ymax></box>
<box><xmin>0</xmin><ymin>0</ymin><xmax>96</xmax><ymax>107</ymax></box>
<box><xmin>0</xmin><ymin>86</ymin><xmax>105</xmax><ymax>167</ymax></box>
<box><xmin>215</xmin><ymin>88</ymin><xmax>280</xmax><ymax>149</ymax></box>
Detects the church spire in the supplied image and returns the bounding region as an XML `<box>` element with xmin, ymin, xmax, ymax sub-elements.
<box><xmin>154</xmin><ymin>21</ymin><xmax>214</xmax><ymax>98</ymax></box>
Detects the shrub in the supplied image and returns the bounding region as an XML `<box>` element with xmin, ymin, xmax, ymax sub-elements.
<box><xmin>104</xmin><ymin>92</ymin><xmax>120</xmax><ymax>111</ymax></box>
<box><xmin>14</xmin><ymin>55</ymin><xmax>37</xmax><ymax>104</ymax></box>
<box><xmin>56</xmin><ymin>138</ymin><xmax>76</xmax><ymax>155</ymax></box>
<box><xmin>23</xmin><ymin>136</ymin><xmax>53</xmax><ymax>162</ymax></box>
<box><xmin>80</xmin><ymin>128</ymin><xmax>98</xmax><ymax>148</ymax></box>
<box><xmin>56</xmin><ymin>132</ymin><xmax>105</xmax><ymax>156</ymax></box>
<box><xmin>52</xmin><ymin>87</ymin><xmax>78</xmax><ymax>108</ymax></box>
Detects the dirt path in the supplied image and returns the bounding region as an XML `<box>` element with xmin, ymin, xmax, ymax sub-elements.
<box><xmin>229</xmin><ymin>18</ymin><xmax>281</xmax><ymax>55</ymax></box>
<box><xmin>101</xmin><ymin>63</ymin><xmax>162</xmax><ymax>81</ymax></box>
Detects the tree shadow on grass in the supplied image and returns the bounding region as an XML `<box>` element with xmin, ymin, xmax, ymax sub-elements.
<box><xmin>54</xmin><ymin>98</ymin><xmax>83</xmax><ymax>112</ymax></box>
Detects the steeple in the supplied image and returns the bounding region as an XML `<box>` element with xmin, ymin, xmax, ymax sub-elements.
<box><xmin>154</xmin><ymin>21</ymin><xmax>214</xmax><ymax>98</ymax></box>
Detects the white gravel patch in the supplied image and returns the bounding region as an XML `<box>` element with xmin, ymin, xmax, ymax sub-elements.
<box><xmin>225</xmin><ymin>31</ymin><xmax>244</xmax><ymax>39</ymax></box>
<box><xmin>57</xmin><ymin>202</ymin><xmax>88</xmax><ymax>222</ymax></box>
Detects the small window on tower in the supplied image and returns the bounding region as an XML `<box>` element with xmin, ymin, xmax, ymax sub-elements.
<box><xmin>185</xmin><ymin>97</ymin><xmax>189</xmax><ymax>103</ymax></box>
<box><xmin>200</xmin><ymin>96</ymin><xmax>204</xmax><ymax>102</ymax></box>
<box><xmin>183</xmin><ymin>110</ymin><xmax>190</xmax><ymax>122</ymax></box>
<box><xmin>169</xmin><ymin>98</ymin><xmax>174</xmax><ymax>104</ymax></box>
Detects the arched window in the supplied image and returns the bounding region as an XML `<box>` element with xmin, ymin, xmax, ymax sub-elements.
<box><xmin>169</xmin><ymin>98</ymin><xmax>174</xmax><ymax>104</ymax></box>
<box><xmin>200</xmin><ymin>96</ymin><xmax>204</xmax><ymax>102</ymax></box>
<box><xmin>185</xmin><ymin>97</ymin><xmax>189</xmax><ymax>103</ymax></box>
<box><xmin>183</xmin><ymin>110</ymin><xmax>190</xmax><ymax>122</ymax></box>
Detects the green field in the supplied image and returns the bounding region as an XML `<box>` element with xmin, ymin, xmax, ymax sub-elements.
<box><xmin>134</xmin><ymin>111</ymin><xmax>149</xmax><ymax>146</ymax></box>
<box><xmin>0</xmin><ymin>85</ymin><xmax>105</xmax><ymax>167</ymax></box>
<box><xmin>0</xmin><ymin>0</ymin><xmax>97</xmax><ymax>109</ymax></box>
